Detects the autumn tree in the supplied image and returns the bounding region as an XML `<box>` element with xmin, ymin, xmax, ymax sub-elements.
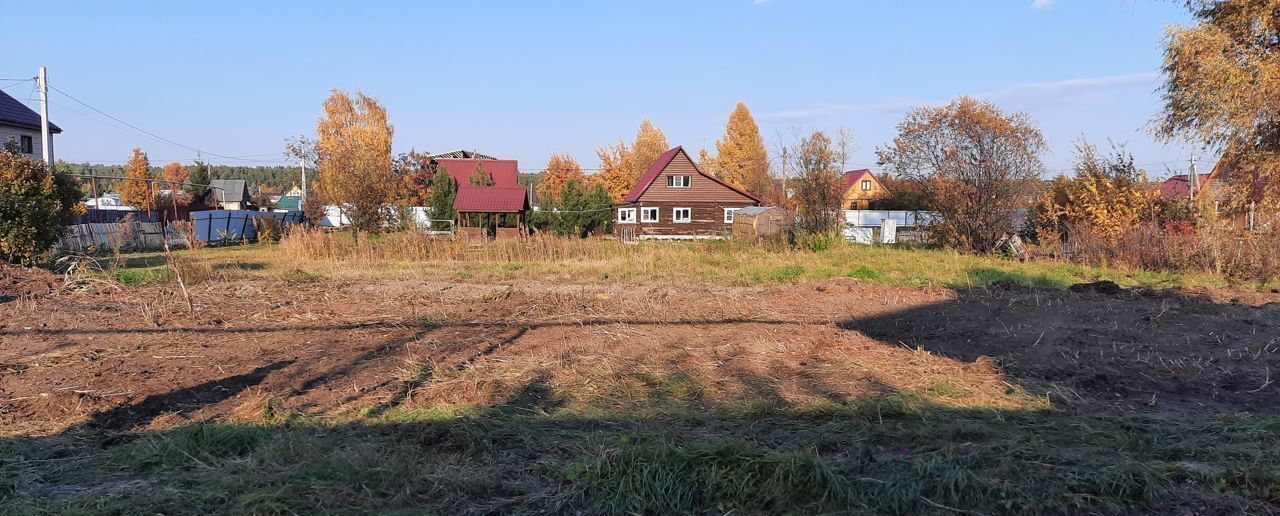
<box><xmin>393</xmin><ymin>149</ymin><xmax>434</xmax><ymax>205</ymax></box>
<box><xmin>782</xmin><ymin>130</ymin><xmax>852</xmax><ymax>234</ymax></box>
<box><xmin>596</xmin><ymin>118</ymin><xmax>669</xmax><ymax>201</ymax></box>
<box><xmin>0</xmin><ymin>151</ymin><xmax>83</xmax><ymax>264</ymax></box>
<box><xmin>314</xmin><ymin>90</ymin><xmax>395</xmax><ymax>234</ymax></box>
<box><xmin>707</xmin><ymin>102</ymin><xmax>771</xmax><ymax>198</ymax></box>
<box><xmin>877</xmin><ymin>97</ymin><xmax>1045</xmax><ymax>253</ymax></box>
<box><xmin>118</xmin><ymin>147</ymin><xmax>155</xmax><ymax>211</ymax></box>
<box><xmin>1158</xmin><ymin>0</ymin><xmax>1280</xmax><ymax>209</ymax></box>
<box><xmin>161</xmin><ymin>162</ymin><xmax>189</xmax><ymax>192</ymax></box>
<box><xmin>535</xmin><ymin>153</ymin><xmax>586</xmax><ymax>205</ymax></box>
<box><xmin>1030</xmin><ymin>140</ymin><xmax>1157</xmax><ymax>245</ymax></box>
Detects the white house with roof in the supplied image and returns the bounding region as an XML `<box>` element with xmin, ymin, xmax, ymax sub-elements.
<box><xmin>0</xmin><ymin>89</ymin><xmax>59</xmax><ymax>162</ymax></box>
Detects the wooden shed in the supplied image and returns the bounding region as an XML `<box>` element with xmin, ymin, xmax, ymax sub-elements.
<box><xmin>732</xmin><ymin>206</ymin><xmax>791</xmax><ymax>241</ymax></box>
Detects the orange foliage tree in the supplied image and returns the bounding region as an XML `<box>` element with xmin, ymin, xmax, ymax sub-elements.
<box><xmin>705</xmin><ymin>102</ymin><xmax>771</xmax><ymax>199</ymax></box>
<box><xmin>535</xmin><ymin>153</ymin><xmax>585</xmax><ymax>206</ymax></box>
<box><xmin>314</xmin><ymin>90</ymin><xmax>394</xmax><ymax>234</ymax></box>
<box><xmin>595</xmin><ymin>118</ymin><xmax>669</xmax><ymax>201</ymax></box>
<box><xmin>118</xmin><ymin>147</ymin><xmax>155</xmax><ymax>211</ymax></box>
<box><xmin>877</xmin><ymin>97</ymin><xmax>1045</xmax><ymax>253</ymax></box>
<box><xmin>161</xmin><ymin>162</ymin><xmax>189</xmax><ymax>192</ymax></box>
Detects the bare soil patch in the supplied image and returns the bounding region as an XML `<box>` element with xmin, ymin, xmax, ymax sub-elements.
<box><xmin>1</xmin><ymin>275</ymin><xmax>1277</xmax><ymax>436</ymax></box>
<box><xmin>0</xmin><ymin>263</ymin><xmax>59</xmax><ymax>303</ymax></box>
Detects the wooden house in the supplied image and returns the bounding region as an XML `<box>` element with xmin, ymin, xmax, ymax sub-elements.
<box><xmin>732</xmin><ymin>206</ymin><xmax>791</xmax><ymax>241</ymax></box>
<box><xmin>614</xmin><ymin>146</ymin><xmax>761</xmax><ymax>240</ymax></box>
<box><xmin>208</xmin><ymin>179</ymin><xmax>252</xmax><ymax>210</ymax></box>
<box><xmin>840</xmin><ymin>169</ymin><xmax>890</xmax><ymax>210</ymax></box>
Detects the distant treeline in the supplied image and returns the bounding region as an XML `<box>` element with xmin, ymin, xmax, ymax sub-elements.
<box><xmin>59</xmin><ymin>160</ymin><xmax>542</xmax><ymax>199</ymax></box>
<box><xmin>58</xmin><ymin>162</ymin><xmax>304</xmax><ymax>192</ymax></box>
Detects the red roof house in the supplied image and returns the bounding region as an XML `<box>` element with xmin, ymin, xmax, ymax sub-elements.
<box><xmin>615</xmin><ymin>146</ymin><xmax>761</xmax><ymax>240</ymax></box>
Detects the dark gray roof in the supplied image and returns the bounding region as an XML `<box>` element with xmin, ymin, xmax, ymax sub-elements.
<box><xmin>429</xmin><ymin>149</ymin><xmax>496</xmax><ymax>160</ymax></box>
<box><xmin>736</xmin><ymin>206</ymin><xmax>783</xmax><ymax>216</ymax></box>
<box><xmin>209</xmin><ymin>179</ymin><xmax>250</xmax><ymax>202</ymax></box>
<box><xmin>0</xmin><ymin>89</ymin><xmax>61</xmax><ymax>133</ymax></box>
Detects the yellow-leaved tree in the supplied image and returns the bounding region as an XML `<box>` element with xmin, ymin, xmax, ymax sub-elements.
<box><xmin>536</xmin><ymin>153</ymin><xmax>585</xmax><ymax>205</ymax></box>
<box><xmin>595</xmin><ymin>118</ymin><xmax>669</xmax><ymax>201</ymax></box>
<box><xmin>1061</xmin><ymin>141</ymin><xmax>1155</xmax><ymax>241</ymax></box>
<box><xmin>708</xmin><ymin>102</ymin><xmax>770</xmax><ymax>198</ymax></box>
<box><xmin>314</xmin><ymin>90</ymin><xmax>394</xmax><ymax>234</ymax></box>
<box><xmin>1158</xmin><ymin>0</ymin><xmax>1280</xmax><ymax>211</ymax></box>
<box><xmin>118</xmin><ymin>147</ymin><xmax>154</xmax><ymax>211</ymax></box>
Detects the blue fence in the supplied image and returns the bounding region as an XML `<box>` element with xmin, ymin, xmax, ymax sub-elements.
<box><xmin>191</xmin><ymin>210</ymin><xmax>304</xmax><ymax>244</ymax></box>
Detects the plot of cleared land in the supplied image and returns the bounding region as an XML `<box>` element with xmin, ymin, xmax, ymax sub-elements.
<box><xmin>1</xmin><ymin>243</ymin><xmax>1278</xmax><ymax>514</ymax></box>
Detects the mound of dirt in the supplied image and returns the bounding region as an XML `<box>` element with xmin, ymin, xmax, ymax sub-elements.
<box><xmin>1067</xmin><ymin>280</ymin><xmax>1126</xmax><ymax>296</ymax></box>
<box><xmin>0</xmin><ymin>263</ymin><xmax>60</xmax><ymax>302</ymax></box>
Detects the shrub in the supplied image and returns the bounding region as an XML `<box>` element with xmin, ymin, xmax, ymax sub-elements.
<box><xmin>0</xmin><ymin>151</ymin><xmax>83</xmax><ymax>264</ymax></box>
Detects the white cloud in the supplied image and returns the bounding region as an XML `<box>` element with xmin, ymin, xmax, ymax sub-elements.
<box><xmin>1030</xmin><ymin>0</ymin><xmax>1055</xmax><ymax>10</ymax></box>
<box><xmin>757</xmin><ymin>71</ymin><xmax>1160</xmax><ymax>122</ymax></box>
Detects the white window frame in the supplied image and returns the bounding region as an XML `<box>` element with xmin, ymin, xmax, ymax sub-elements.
<box><xmin>641</xmin><ymin>206</ymin><xmax>660</xmax><ymax>223</ymax></box>
<box><xmin>861</xmin><ymin>179</ymin><xmax>872</xmax><ymax>191</ymax></box>
<box><xmin>666</xmin><ymin>175</ymin><xmax>691</xmax><ymax>188</ymax></box>
<box><xmin>617</xmin><ymin>207</ymin><xmax>636</xmax><ymax>224</ymax></box>
<box><xmin>673</xmin><ymin>207</ymin><xmax>691</xmax><ymax>223</ymax></box>
<box><xmin>723</xmin><ymin>207</ymin><xmax>740</xmax><ymax>223</ymax></box>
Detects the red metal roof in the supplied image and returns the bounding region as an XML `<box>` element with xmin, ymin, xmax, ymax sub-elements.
<box><xmin>453</xmin><ymin>186</ymin><xmax>529</xmax><ymax>213</ymax></box>
<box><xmin>623</xmin><ymin>146</ymin><xmax>762</xmax><ymax>203</ymax></box>
<box><xmin>1159</xmin><ymin>174</ymin><xmax>1212</xmax><ymax>200</ymax></box>
<box><xmin>841</xmin><ymin>169</ymin><xmax>873</xmax><ymax>192</ymax></box>
<box><xmin>435</xmin><ymin>158</ymin><xmax>519</xmax><ymax>188</ymax></box>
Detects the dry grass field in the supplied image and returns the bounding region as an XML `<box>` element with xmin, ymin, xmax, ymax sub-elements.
<box><xmin>2</xmin><ymin>234</ymin><xmax>1278</xmax><ymax>514</ymax></box>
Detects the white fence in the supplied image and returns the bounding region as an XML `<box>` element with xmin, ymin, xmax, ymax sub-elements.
<box><xmin>843</xmin><ymin>210</ymin><xmax>938</xmax><ymax>244</ymax></box>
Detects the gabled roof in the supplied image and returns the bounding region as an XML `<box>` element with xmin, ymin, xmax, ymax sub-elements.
<box><xmin>453</xmin><ymin>186</ymin><xmax>530</xmax><ymax>213</ymax></box>
<box><xmin>209</xmin><ymin>179</ymin><xmax>250</xmax><ymax>203</ymax></box>
<box><xmin>623</xmin><ymin>146</ymin><xmax>762</xmax><ymax>203</ymax></box>
<box><xmin>0</xmin><ymin>89</ymin><xmax>61</xmax><ymax>133</ymax></box>
<box><xmin>434</xmin><ymin>158</ymin><xmax>519</xmax><ymax>188</ymax></box>
<box><xmin>841</xmin><ymin>169</ymin><xmax>876</xmax><ymax>192</ymax></box>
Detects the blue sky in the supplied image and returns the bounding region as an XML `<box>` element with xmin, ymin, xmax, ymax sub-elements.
<box><xmin>3</xmin><ymin>1</ymin><xmax>1200</xmax><ymax>177</ymax></box>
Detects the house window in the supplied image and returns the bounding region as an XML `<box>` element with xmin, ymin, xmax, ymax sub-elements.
<box><xmin>617</xmin><ymin>207</ymin><xmax>636</xmax><ymax>224</ymax></box>
<box><xmin>667</xmin><ymin>175</ymin><xmax>691</xmax><ymax>188</ymax></box>
<box><xmin>723</xmin><ymin>207</ymin><xmax>740</xmax><ymax>223</ymax></box>
<box><xmin>19</xmin><ymin>135</ymin><xmax>33</xmax><ymax>154</ymax></box>
<box><xmin>673</xmin><ymin>207</ymin><xmax>691</xmax><ymax>223</ymax></box>
<box><xmin>861</xmin><ymin>179</ymin><xmax>871</xmax><ymax>191</ymax></box>
<box><xmin>641</xmin><ymin>206</ymin><xmax>660</xmax><ymax>222</ymax></box>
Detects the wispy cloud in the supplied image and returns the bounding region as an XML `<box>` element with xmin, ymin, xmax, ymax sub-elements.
<box><xmin>1030</xmin><ymin>0</ymin><xmax>1054</xmax><ymax>10</ymax></box>
<box><xmin>757</xmin><ymin>71</ymin><xmax>1160</xmax><ymax>122</ymax></box>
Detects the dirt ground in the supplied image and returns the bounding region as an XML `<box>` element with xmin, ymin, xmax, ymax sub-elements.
<box><xmin>2</xmin><ymin>273</ymin><xmax>1278</xmax><ymax>437</ymax></box>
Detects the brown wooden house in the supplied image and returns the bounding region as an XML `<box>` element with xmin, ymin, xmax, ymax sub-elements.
<box><xmin>840</xmin><ymin>169</ymin><xmax>890</xmax><ymax>210</ymax></box>
<box><xmin>614</xmin><ymin>146</ymin><xmax>761</xmax><ymax>240</ymax></box>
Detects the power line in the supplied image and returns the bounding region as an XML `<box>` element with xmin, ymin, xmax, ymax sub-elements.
<box><xmin>48</xmin><ymin>84</ymin><xmax>281</xmax><ymax>162</ymax></box>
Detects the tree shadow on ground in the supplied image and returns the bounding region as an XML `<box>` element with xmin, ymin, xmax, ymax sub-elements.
<box><xmin>4</xmin><ymin>278</ymin><xmax>1280</xmax><ymax>514</ymax></box>
<box><xmin>844</xmin><ymin>278</ymin><xmax>1280</xmax><ymax>413</ymax></box>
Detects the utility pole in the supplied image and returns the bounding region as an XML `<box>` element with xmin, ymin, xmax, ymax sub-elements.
<box><xmin>781</xmin><ymin>148</ymin><xmax>789</xmax><ymax>204</ymax></box>
<box><xmin>37</xmin><ymin>66</ymin><xmax>53</xmax><ymax>166</ymax></box>
<box><xmin>299</xmin><ymin>156</ymin><xmax>308</xmax><ymax>208</ymax></box>
<box><xmin>1188</xmin><ymin>153</ymin><xmax>1198</xmax><ymax>202</ymax></box>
